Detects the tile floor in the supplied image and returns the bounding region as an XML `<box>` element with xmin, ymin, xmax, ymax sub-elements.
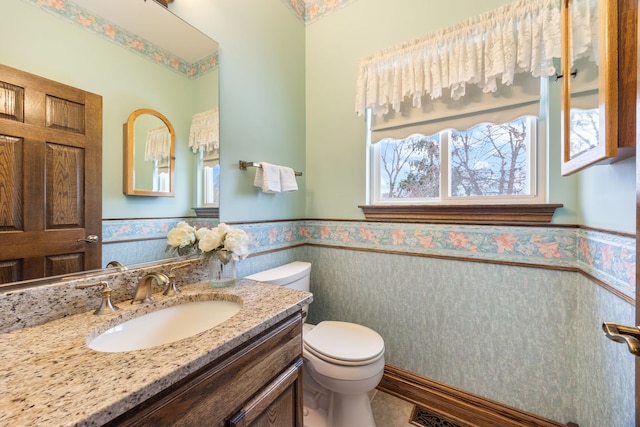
<box><xmin>370</xmin><ymin>390</ymin><xmax>416</xmax><ymax>427</ymax></box>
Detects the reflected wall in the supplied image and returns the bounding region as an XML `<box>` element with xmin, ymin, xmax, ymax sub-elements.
<box><xmin>1</xmin><ymin>0</ymin><xmax>220</xmax><ymax>269</ymax></box>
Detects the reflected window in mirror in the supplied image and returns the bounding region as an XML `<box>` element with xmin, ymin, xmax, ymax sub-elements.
<box><xmin>202</xmin><ymin>149</ymin><xmax>220</xmax><ymax>206</ymax></box>
<box><xmin>189</xmin><ymin>109</ymin><xmax>220</xmax><ymax>213</ymax></box>
<box><xmin>567</xmin><ymin>58</ymin><xmax>599</xmax><ymax>160</ymax></box>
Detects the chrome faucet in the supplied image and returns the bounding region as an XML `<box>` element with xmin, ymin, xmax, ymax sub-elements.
<box><xmin>106</xmin><ymin>260</ymin><xmax>127</xmax><ymax>271</ymax></box>
<box><xmin>132</xmin><ymin>272</ymin><xmax>169</xmax><ymax>304</ymax></box>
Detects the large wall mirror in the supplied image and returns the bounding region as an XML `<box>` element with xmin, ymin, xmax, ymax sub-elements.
<box><xmin>0</xmin><ymin>0</ymin><xmax>220</xmax><ymax>289</ymax></box>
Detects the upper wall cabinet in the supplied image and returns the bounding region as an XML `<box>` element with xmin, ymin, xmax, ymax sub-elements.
<box><xmin>560</xmin><ymin>0</ymin><xmax>637</xmax><ymax>176</ymax></box>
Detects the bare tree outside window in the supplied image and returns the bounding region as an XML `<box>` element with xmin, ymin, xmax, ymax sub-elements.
<box><xmin>449</xmin><ymin>118</ymin><xmax>530</xmax><ymax>197</ymax></box>
<box><xmin>569</xmin><ymin>108</ymin><xmax>599</xmax><ymax>159</ymax></box>
<box><xmin>377</xmin><ymin>117</ymin><xmax>534</xmax><ymax>202</ymax></box>
<box><xmin>379</xmin><ymin>135</ymin><xmax>440</xmax><ymax>199</ymax></box>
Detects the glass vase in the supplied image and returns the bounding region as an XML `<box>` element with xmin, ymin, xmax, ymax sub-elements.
<box><xmin>208</xmin><ymin>257</ymin><xmax>236</xmax><ymax>287</ymax></box>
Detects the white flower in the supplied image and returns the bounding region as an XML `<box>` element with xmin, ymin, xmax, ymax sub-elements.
<box><xmin>166</xmin><ymin>221</ymin><xmax>250</xmax><ymax>262</ymax></box>
<box><xmin>198</xmin><ymin>227</ymin><xmax>225</xmax><ymax>252</ymax></box>
<box><xmin>195</xmin><ymin>227</ymin><xmax>210</xmax><ymax>241</ymax></box>
<box><xmin>224</xmin><ymin>228</ymin><xmax>250</xmax><ymax>260</ymax></box>
<box><xmin>167</xmin><ymin>221</ymin><xmax>196</xmax><ymax>248</ymax></box>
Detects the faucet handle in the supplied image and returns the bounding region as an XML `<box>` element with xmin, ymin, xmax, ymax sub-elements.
<box><xmin>163</xmin><ymin>275</ymin><xmax>182</xmax><ymax>296</ymax></box>
<box><xmin>164</xmin><ymin>263</ymin><xmax>190</xmax><ymax>296</ymax></box>
<box><xmin>169</xmin><ymin>262</ymin><xmax>190</xmax><ymax>275</ymax></box>
<box><xmin>76</xmin><ymin>281</ymin><xmax>120</xmax><ymax>315</ymax></box>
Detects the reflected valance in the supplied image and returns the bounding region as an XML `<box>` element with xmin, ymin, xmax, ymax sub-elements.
<box><xmin>144</xmin><ymin>126</ymin><xmax>171</xmax><ymax>161</ymax></box>
<box><xmin>189</xmin><ymin>108</ymin><xmax>220</xmax><ymax>153</ymax></box>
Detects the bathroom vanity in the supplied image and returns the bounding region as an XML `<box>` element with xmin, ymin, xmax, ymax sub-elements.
<box><xmin>107</xmin><ymin>313</ymin><xmax>304</xmax><ymax>426</ymax></box>
<box><xmin>0</xmin><ymin>278</ymin><xmax>312</xmax><ymax>426</ymax></box>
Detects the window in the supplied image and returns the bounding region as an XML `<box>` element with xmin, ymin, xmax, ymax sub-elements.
<box><xmin>355</xmin><ymin>0</ymin><xmax>563</xmax><ymax>222</ymax></box>
<box><xmin>367</xmin><ymin>74</ymin><xmax>548</xmax><ymax>209</ymax></box>
<box><xmin>201</xmin><ymin>149</ymin><xmax>220</xmax><ymax>206</ymax></box>
<box><xmin>371</xmin><ymin>117</ymin><xmax>539</xmax><ymax>205</ymax></box>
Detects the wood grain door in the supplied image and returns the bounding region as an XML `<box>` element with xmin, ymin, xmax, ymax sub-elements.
<box><xmin>0</xmin><ymin>64</ymin><xmax>102</xmax><ymax>286</ymax></box>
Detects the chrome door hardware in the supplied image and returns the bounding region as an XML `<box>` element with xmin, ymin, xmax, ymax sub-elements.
<box><xmin>78</xmin><ymin>234</ymin><xmax>99</xmax><ymax>243</ymax></box>
<box><xmin>602</xmin><ymin>322</ymin><xmax>640</xmax><ymax>356</ymax></box>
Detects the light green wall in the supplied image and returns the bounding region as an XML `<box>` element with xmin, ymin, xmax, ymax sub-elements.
<box><xmin>1</xmin><ymin>0</ymin><xmax>212</xmax><ymax>219</ymax></box>
<box><xmin>6</xmin><ymin>0</ymin><xmax>631</xmax><ymax>230</ymax></box>
<box><xmin>170</xmin><ymin>0</ymin><xmax>307</xmax><ymax>223</ymax></box>
<box><xmin>578</xmin><ymin>157</ymin><xmax>636</xmax><ymax>232</ymax></box>
<box><xmin>303</xmin><ymin>0</ymin><xmax>635</xmax><ymax>233</ymax></box>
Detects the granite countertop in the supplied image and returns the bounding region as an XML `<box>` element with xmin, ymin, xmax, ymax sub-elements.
<box><xmin>0</xmin><ymin>279</ymin><xmax>312</xmax><ymax>427</ymax></box>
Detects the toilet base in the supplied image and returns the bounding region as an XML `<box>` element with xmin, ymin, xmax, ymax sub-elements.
<box><xmin>302</xmin><ymin>358</ymin><xmax>379</xmax><ymax>427</ymax></box>
<box><xmin>303</xmin><ymin>387</ymin><xmax>376</xmax><ymax>427</ymax></box>
<box><xmin>328</xmin><ymin>392</ymin><xmax>376</xmax><ymax>427</ymax></box>
<box><xmin>302</xmin><ymin>395</ymin><xmax>375</xmax><ymax>427</ymax></box>
<box><xmin>303</xmin><ymin>405</ymin><xmax>328</xmax><ymax>427</ymax></box>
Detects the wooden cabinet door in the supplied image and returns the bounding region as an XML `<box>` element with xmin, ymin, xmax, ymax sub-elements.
<box><xmin>560</xmin><ymin>0</ymin><xmax>637</xmax><ymax>175</ymax></box>
<box><xmin>0</xmin><ymin>64</ymin><xmax>102</xmax><ymax>286</ymax></box>
<box><xmin>229</xmin><ymin>359</ymin><xmax>304</xmax><ymax>427</ymax></box>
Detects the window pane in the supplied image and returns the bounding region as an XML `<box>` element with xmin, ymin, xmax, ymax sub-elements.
<box><xmin>449</xmin><ymin>118</ymin><xmax>531</xmax><ymax>197</ymax></box>
<box><xmin>379</xmin><ymin>134</ymin><xmax>440</xmax><ymax>199</ymax></box>
<box><xmin>569</xmin><ymin>108</ymin><xmax>599</xmax><ymax>159</ymax></box>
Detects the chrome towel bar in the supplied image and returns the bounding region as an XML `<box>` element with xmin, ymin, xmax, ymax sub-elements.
<box><xmin>239</xmin><ymin>160</ymin><xmax>302</xmax><ymax>176</ymax></box>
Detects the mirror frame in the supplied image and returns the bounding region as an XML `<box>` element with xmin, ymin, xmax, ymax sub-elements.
<box><xmin>560</xmin><ymin>0</ymin><xmax>636</xmax><ymax>176</ymax></box>
<box><xmin>123</xmin><ymin>108</ymin><xmax>176</xmax><ymax>197</ymax></box>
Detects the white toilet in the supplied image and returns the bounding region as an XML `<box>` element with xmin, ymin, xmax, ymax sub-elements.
<box><xmin>246</xmin><ymin>261</ymin><xmax>385</xmax><ymax>427</ymax></box>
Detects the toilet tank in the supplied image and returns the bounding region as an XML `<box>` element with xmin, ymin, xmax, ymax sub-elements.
<box><xmin>245</xmin><ymin>261</ymin><xmax>311</xmax><ymax>292</ymax></box>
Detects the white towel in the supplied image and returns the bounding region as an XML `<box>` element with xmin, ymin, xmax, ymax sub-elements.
<box><xmin>280</xmin><ymin>166</ymin><xmax>298</xmax><ymax>192</ymax></box>
<box><xmin>253</xmin><ymin>162</ymin><xmax>281</xmax><ymax>193</ymax></box>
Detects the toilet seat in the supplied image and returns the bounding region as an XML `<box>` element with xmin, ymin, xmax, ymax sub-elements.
<box><xmin>303</xmin><ymin>321</ymin><xmax>385</xmax><ymax>366</ymax></box>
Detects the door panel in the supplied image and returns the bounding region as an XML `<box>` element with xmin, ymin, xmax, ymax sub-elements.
<box><xmin>0</xmin><ymin>64</ymin><xmax>102</xmax><ymax>286</ymax></box>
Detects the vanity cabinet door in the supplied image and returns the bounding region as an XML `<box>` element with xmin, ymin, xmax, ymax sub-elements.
<box><xmin>104</xmin><ymin>313</ymin><xmax>303</xmax><ymax>427</ymax></box>
<box><xmin>560</xmin><ymin>0</ymin><xmax>637</xmax><ymax>176</ymax></box>
<box><xmin>229</xmin><ymin>359</ymin><xmax>303</xmax><ymax>427</ymax></box>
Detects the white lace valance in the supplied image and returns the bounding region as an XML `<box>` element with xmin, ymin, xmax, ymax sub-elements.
<box><xmin>355</xmin><ymin>0</ymin><xmax>566</xmax><ymax>117</ymax></box>
<box><xmin>189</xmin><ymin>108</ymin><xmax>219</xmax><ymax>153</ymax></box>
<box><xmin>566</xmin><ymin>0</ymin><xmax>598</xmax><ymax>66</ymax></box>
<box><xmin>144</xmin><ymin>126</ymin><xmax>171</xmax><ymax>161</ymax></box>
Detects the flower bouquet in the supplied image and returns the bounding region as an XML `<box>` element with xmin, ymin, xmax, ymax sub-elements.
<box><xmin>166</xmin><ymin>222</ymin><xmax>249</xmax><ymax>287</ymax></box>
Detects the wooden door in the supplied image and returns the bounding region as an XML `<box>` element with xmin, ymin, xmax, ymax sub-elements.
<box><xmin>0</xmin><ymin>64</ymin><xmax>102</xmax><ymax>286</ymax></box>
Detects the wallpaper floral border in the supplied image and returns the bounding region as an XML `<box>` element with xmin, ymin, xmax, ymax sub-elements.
<box><xmin>103</xmin><ymin>219</ymin><xmax>636</xmax><ymax>301</ymax></box>
<box><xmin>102</xmin><ymin>218</ymin><xmax>217</xmax><ymax>243</ymax></box>
<box><xmin>283</xmin><ymin>0</ymin><xmax>359</xmax><ymax>24</ymax></box>
<box><xmin>24</xmin><ymin>0</ymin><xmax>218</xmax><ymax>79</ymax></box>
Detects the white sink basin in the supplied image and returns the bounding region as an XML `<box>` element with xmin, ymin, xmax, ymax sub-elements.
<box><xmin>88</xmin><ymin>300</ymin><xmax>241</xmax><ymax>352</ymax></box>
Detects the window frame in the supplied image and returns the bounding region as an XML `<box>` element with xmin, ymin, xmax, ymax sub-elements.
<box><xmin>361</xmin><ymin>78</ymin><xmax>563</xmax><ymax>223</ymax></box>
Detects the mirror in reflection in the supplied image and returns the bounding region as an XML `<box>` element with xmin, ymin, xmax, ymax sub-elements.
<box><xmin>123</xmin><ymin>108</ymin><xmax>175</xmax><ymax>197</ymax></box>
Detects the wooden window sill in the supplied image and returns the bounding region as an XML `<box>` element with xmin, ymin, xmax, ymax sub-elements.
<box><xmin>358</xmin><ymin>204</ymin><xmax>563</xmax><ymax>224</ymax></box>
<box><xmin>193</xmin><ymin>207</ymin><xmax>219</xmax><ymax>218</ymax></box>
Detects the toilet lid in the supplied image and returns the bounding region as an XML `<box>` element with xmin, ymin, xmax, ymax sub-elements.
<box><xmin>303</xmin><ymin>321</ymin><xmax>384</xmax><ymax>364</ymax></box>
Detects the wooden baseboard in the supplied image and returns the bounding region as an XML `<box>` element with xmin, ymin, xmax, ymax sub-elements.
<box><xmin>377</xmin><ymin>364</ymin><xmax>578</xmax><ymax>427</ymax></box>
